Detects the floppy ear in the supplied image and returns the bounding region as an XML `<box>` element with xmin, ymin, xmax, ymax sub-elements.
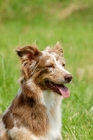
<box><xmin>54</xmin><ymin>42</ymin><xmax>63</xmax><ymax>56</ymax></box>
<box><xmin>16</xmin><ymin>44</ymin><xmax>42</xmax><ymax>60</ymax></box>
<box><xmin>16</xmin><ymin>44</ymin><xmax>42</xmax><ymax>80</ymax></box>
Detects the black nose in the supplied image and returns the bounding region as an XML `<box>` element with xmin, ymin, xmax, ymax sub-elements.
<box><xmin>64</xmin><ymin>74</ymin><xmax>72</xmax><ymax>83</ymax></box>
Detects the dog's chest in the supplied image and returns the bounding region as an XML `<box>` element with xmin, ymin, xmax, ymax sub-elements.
<box><xmin>46</xmin><ymin>108</ymin><xmax>61</xmax><ymax>140</ymax></box>
<box><xmin>5</xmin><ymin>91</ymin><xmax>62</xmax><ymax>140</ymax></box>
<box><xmin>42</xmin><ymin>91</ymin><xmax>62</xmax><ymax>140</ymax></box>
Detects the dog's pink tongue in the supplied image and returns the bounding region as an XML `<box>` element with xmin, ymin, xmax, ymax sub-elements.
<box><xmin>58</xmin><ymin>85</ymin><xmax>70</xmax><ymax>98</ymax></box>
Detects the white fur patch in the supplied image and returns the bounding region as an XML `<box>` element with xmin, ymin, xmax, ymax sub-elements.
<box><xmin>17</xmin><ymin>88</ymin><xmax>22</xmax><ymax>97</ymax></box>
<box><xmin>51</xmin><ymin>53</ymin><xmax>70</xmax><ymax>76</ymax></box>
<box><xmin>42</xmin><ymin>91</ymin><xmax>62</xmax><ymax>140</ymax></box>
<box><xmin>43</xmin><ymin>50</ymin><xmax>71</xmax><ymax>76</ymax></box>
<box><xmin>9</xmin><ymin>126</ymin><xmax>45</xmax><ymax>140</ymax></box>
<box><xmin>0</xmin><ymin>117</ymin><xmax>6</xmax><ymax>138</ymax></box>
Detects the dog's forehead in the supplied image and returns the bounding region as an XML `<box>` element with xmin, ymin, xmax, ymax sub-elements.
<box><xmin>41</xmin><ymin>49</ymin><xmax>65</xmax><ymax>63</ymax></box>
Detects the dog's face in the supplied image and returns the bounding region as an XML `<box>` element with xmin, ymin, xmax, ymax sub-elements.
<box><xmin>16</xmin><ymin>42</ymin><xmax>72</xmax><ymax>98</ymax></box>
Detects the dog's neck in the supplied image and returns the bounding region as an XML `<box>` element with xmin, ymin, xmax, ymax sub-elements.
<box><xmin>19</xmin><ymin>79</ymin><xmax>62</xmax><ymax>125</ymax></box>
<box><xmin>20</xmin><ymin>78</ymin><xmax>62</xmax><ymax>107</ymax></box>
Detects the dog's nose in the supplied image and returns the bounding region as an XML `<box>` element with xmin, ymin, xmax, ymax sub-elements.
<box><xmin>64</xmin><ymin>74</ymin><xmax>72</xmax><ymax>83</ymax></box>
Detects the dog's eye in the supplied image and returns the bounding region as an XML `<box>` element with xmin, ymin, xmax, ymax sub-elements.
<box><xmin>46</xmin><ymin>65</ymin><xmax>54</xmax><ymax>68</ymax></box>
<box><xmin>62</xmin><ymin>63</ymin><xmax>65</xmax><ymax>67</ymax></box>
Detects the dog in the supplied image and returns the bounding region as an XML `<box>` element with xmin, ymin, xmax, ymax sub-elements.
<box><xmin>0</xmin><ymin>42</ymin><xmax>72</xmax><ymax>140</ymax></box>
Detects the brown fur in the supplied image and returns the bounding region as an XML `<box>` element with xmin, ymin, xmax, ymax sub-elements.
<box><xmin>12</xmin><ymin>89</ymin><xmax>49</xmax><ymax>136</ymax></box>
<box><xmin>2</xmin><ymin>111</ymin><xmax>14</xmax><ymax>130</ymax></box>
<box><xmin>3</xmin><ymin>86</ymin><xmax>49</xmax><ymax>136</ymax></box>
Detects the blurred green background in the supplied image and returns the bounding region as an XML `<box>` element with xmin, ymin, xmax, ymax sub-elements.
<box><xmin>0</xmin><ymin>0</ymin><xmax>93</xmax><ymax>139</ymax></box>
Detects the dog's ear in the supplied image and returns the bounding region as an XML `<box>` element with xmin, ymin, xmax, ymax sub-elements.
<box><xmin>54</xmin><ymin>42</ymin><xmax>63</xmax><ymax>56</ymax></box>
<box><xmin>16</xmin><ymin>44</ymin><xmax>42</xmax><ymax>61</ymax></box>
<box><xmin>16</xmin><ymin>44</ymin><xmax>42</xmax><ymax>80</ymax></box>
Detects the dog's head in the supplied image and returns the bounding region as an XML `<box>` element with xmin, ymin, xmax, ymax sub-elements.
<box><xmin>16</xmin><ymin>42</ymin><xmax>72</xmax><ymax>98</ymax></box>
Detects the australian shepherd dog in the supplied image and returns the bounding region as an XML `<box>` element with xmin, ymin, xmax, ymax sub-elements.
<box><xmin>0</xmin><ymin>42</ymin><xmax>72</xmax><ymax>140</ymax></box>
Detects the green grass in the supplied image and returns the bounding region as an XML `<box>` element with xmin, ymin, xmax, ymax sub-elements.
<box><xmin>0</xmin><ymin>0</ymin><xmax>93</xmax><ymax>139</ymax></box>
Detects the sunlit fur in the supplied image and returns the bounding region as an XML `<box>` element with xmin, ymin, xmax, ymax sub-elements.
<box><xmin>0</xmin><ymin>42</ymin><xmax>72</xmax><ymax>140</ymax></box>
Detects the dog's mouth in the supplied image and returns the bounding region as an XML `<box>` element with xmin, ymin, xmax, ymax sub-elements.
<box><xmin>45</xmin><ymin>81</ymin><xmax>70</xmax><ymax>98</ymax></box>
